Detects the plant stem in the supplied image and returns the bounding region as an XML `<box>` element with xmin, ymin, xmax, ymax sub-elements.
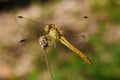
<box><xmin>43</xmin><ymin>49</ymin><xmax>54</xmax><ymax>80</ymax></box>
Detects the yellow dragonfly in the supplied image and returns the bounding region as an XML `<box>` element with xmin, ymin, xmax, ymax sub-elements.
<box><xmin>18</xmin><ymin>16</ymin><xmax>92</xmax><ymax>65</ymax></box>
<box><xmin>42</xmin><ymin>24</ymin><xmax>92</xmax><ymax>64</ymax></box>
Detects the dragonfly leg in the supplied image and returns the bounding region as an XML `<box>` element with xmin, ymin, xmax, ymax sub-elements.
<box><xmin>52</xmin><ymin>37</ymin><xmax>56</xmax><ymax>48</ymax></box>
<box><xmin>46</xmin><ymin>34</ymin><xmax>56</xmax><ymax>48</ymax></box>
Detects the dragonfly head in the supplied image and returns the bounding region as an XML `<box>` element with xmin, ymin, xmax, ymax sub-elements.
<box><xmin>44</xmin><ymin>24</ymin><xmax>55</xmax><ymax>33</ymax></box>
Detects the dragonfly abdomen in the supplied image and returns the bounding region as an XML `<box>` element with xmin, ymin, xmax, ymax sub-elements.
<box><xmin>59</xmin><ymin>36</ymin><xmax>92</xmax><ymax>65</ymax></box>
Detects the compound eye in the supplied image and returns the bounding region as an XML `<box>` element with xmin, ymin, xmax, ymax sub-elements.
<box><xmin>44</xmin><ymin>25</ymin><xmax>50</xmax><ymax>32</ymax></box>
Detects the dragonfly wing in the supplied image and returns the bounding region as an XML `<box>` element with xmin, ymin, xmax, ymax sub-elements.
<box><xmin>61</xmin><ymin>15</ymin><xmax>89</xmax><ymax>46</ymax></box>
<box><xmin>16</xmin><ymin>16</ymin><xmax>48</xmax><ymax>50</ymax></box>
<box><xmin>61</xmin><ymin>24</ymin><xmax>88</xmax><ymax>50</ymax></box>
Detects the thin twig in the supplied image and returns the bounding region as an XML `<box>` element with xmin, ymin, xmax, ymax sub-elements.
<box><xmin>39</xmin><ymin>36</ymin><xmax>54</xmax><ymax>80</ymax></box>
<box><xmin>42</xmin><ymin>49</ymin><xmax>54</xmax><ymax>80</ymax></box>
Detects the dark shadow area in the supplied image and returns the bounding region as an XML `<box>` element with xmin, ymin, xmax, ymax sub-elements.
<box><xmin>0</xmin><ymin>0</ymin><xmax>50</xmax><ymax>12</ymax></box>
<box><xmin>0</xmin><ymin>0</ymin><xmax>31</xmax><ymax>11</ymax></box>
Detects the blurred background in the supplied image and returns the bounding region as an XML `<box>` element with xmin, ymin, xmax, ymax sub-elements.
<box><xmin>0</xmin><ymin>0</ymin><xmax>120</xmax><ymax>80</ymax></box>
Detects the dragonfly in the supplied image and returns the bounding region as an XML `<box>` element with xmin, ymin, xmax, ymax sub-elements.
<box><xmin>18</xmin><ymin>16</ymin><xmax>92</xmax><ymax>65</ymax></box>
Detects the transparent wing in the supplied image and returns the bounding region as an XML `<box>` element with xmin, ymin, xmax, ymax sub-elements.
<box><xmin>16</xmin><ymin>16</ymin><xmax>89</xmax><ymax>50</ymax></box>
<box><xmin>60</xmin><ymin>16</ymin><xmax>89</xmax><ymax>50</ymax></box>
<box><xmin>16</xmin><ymin>16</ymin><xmax>47</xmax><ymax>45</ymax></box>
